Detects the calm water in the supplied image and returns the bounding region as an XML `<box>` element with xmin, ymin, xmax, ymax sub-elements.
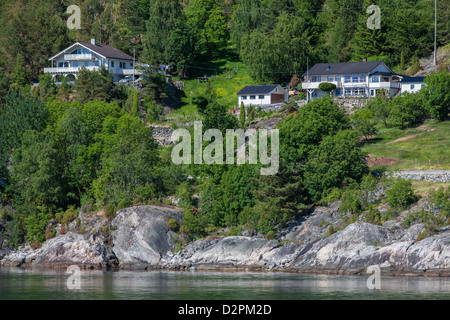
<box><xmin>0</xmin><ymin>268</ymin><xmax>449</xmax><ymax>300</ymax></box>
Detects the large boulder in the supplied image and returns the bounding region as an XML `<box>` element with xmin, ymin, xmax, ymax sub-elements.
<box><xmin>111</xmin><ymin>205</ymin><xmax>182</xmax><ymax>269</ymax></box>
<box><xmin>30</xmin><ymin>232</ymin><xmax>109</xmax><ymax>269</ymax></box>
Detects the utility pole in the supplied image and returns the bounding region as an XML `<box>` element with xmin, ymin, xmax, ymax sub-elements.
<box><xmin>434</xmin><ymin>0</ymin><xmax>437</xmax><ymax>65</ymax></box>
<box><xmin>133</xmin><ymin>48</ymin><xmax>136</xmax><ymax>89</ymax></box>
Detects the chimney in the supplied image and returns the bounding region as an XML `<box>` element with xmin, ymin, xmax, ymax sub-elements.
<box><xmin>91</xmin><ymin>38</ymin><xmax>97</xmax><ymax>46</ymax></box>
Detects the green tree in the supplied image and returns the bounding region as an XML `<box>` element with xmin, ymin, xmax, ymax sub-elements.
<box><xmin>388</xmin><ymin>92</ymin><xmax>428</xmax><ymax>128</ymax></box>
<box><xmin>351</xmin><ymin>108</ymin><xmax>377</xmax><ymax>140</ymax></box>
<box><xmin>278</xmin><ymin>96</ymin><xmax>350</xmax><ymax>167</ymax></box>
<box><xmin>304</xmin><ymin>130</ymin><xmax>369</xmax><ymax>202</ymax></box>
<box><xmin>0</xmin><ymin>90</ymin><xmax>48</xmax><ymax>181</ymax></box>
<box><xmin>422</xmin><ymin>71</ymin><xmax>450</xmax><ymax>121</ymax></box>
<box><xmin>386</xmin><ymin>178</ymin><xmax>417</xmax><ymax>210</ymax></box>
<box><xmin>239</xmin><ymin>102</ymin><xmax>246</xmax><ymax>128</ymax></box>
<box><xmin>92</xmin><ymin>114</ymin><xmax>160</xmax><ymax>205</ymax></box>
<box><xmin>318</xmin><ymin>82</ymin><xmax>337</xmax><ymax>95</ymax></box>
<box><xmin>143</xmin><ymin>0</ymin><xmax>183</xmax><ymax>65</ymax></box>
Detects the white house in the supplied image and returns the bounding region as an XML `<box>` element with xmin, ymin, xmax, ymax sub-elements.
<box><xmin>302</xmin><ymin>61</ymin><xmax>403</xmax><ymax>100</ymax></box>
<box><xmin>400</xmin><ymin>76</ymin><xmax>425</xmax><ymax>94</ymax></box>
<box><xmin>236</xmin><ymin>85</ymin><xmax>289</xmax><ymax>107</ymax></box>
<box><xmin>44</xmin><ymin>38</ymin><xmax>139</xmax><ymax>82</ymax></box>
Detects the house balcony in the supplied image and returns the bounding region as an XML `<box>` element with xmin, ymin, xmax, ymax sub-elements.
<box><xmin>302</xmin><ymin>81</ymin><xmax>343</xmax><ymax>90</ymax></box>
<box><xmin>368</xmin><ymin>82</ymin><xmax>401</xmax><ymax>89</ymax></box>
<box><xmin>64</xmin><ymin>54</ymin><xmax>95</xmax><ymax>61</ymax></box>
<box><xmin>44</xmin><ymin>66</ymin><xmax>100</xmax><ymax>74</ymax></box>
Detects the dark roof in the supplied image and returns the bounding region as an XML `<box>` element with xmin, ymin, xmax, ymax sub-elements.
<box><xmin>303</xmin><ymin>61</ymin><xmax>387</xmax><ymax>76</ymax></box>
<box><xmin>236</xmin><ymin>85</ymin><xmax>280</xmax><ymax>95</ymax></box>
<box><xmin>400</xmin><ymin>76</ymin><xmax>425</xmax><ymax>83</ymax></box>
<box><xmin>78</xmin><ymin>42</ymin><xmax>135</xmax><ymax>61</ymax></box>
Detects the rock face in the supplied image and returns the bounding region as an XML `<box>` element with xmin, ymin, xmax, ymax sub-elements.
<box><xmin>1</xmin><ymin>204</ymin><xmax>449</xmax><ymax>276</ymax></box>
<box><xmin>111</xmin><ymin>205</ymin><xmax>182</xmax><ymax>269</ymax></box>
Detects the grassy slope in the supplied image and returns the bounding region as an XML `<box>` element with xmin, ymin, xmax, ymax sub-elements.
<box><xmin>361</xmin><ymin>120</ymin><xmax>450</xmax><ymax>170</ymax></box>
<box><xmin>165</xmin><ymin>54</ymin><xmax>256</xmax><ymax>120</ymax></box>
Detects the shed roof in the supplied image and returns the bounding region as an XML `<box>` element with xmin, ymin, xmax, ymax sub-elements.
<box><xmin>236</xmin><ymin>85</ymin><xmax>281</xmax><ymax>96</ymax></box>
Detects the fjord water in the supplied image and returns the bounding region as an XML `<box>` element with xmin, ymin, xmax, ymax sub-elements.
<box><xmin>0</xmin><ymin>268</ymin><xmax>449</xmax><ymax>300</ymax></box>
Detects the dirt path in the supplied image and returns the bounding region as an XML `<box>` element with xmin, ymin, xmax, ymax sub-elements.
<box><xmin>385</xmin><ymin>135</ymin><xmax>417</xmax><ymax>145</ymax></box>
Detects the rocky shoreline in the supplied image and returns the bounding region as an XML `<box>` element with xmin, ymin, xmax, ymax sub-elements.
<box><xmin>1</xmin><ymin>204</ymin><xmax>449</xmax><ymax>277</ymax></box>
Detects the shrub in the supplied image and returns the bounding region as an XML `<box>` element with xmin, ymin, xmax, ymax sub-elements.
<box><xmin>265</xmin><ymin>230</ymin><xmax>276</xmax><ymax>240</ymax></box>
<box><xmin>386</xmin><ymin>179</ymin><xmax>417</xmax><ymax>210</ymax></box>
<box><xmin>339</xmin><ymin>189</ymin><xmax>364</xmax><ymax>216</ymax></box>
<box><xmin>365</xmin><ymin>207</ymin><xmax>382</xmax><ymax>225</ymax></box>
<box><xmin>167</xmin><ymin>219</ymin><xmax>180</xmax><ymax>232</ymax></box>
<box><xmin>0</xmin><ymin>209</ymin><xmax>9</xmax><ymax>221</ymax></box>
<box><xmin>45</xmin><ymin>225</ymin><xmax>56</xmax><ymax>240</ymax></box>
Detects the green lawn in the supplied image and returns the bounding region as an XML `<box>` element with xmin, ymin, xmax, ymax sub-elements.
<box><xmin>361</xmin><ymin>120</ymin><xmax>450</xmax><ymax>170</ymax></box>
<box><xmin>164</xmin><ymin>53</ymin><xmax>256</xmax><ymax>121</ymax></box>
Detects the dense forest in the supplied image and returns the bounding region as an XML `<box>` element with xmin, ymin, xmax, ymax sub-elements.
<box><xmin>0</xmin><ymin>0</ymin><xmax>449</xmax><ymax>248</ymax></box>
<box><xmin>0</xmin><ymin>0</ymin><xmax>449</xmax><ymax>83</ymax></box>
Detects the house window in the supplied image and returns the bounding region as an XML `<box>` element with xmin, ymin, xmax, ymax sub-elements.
<box><xmin>111</xmin><ymin>61</ymin><xmax>115</xmax><ymax>68</ymax></box>
<box><xmin>345</xmin><ymin>75</ymin><xmax>351</xmax><ymax>83</ymax></box>
<box><xmin>370</xmin><ymin>90</ymin><xmax>375</xmax><ymax>96</ymax></box>
<box><xmin>58</xmin><ymin>62</ymin><xmax>63</xmax><ymax>68</ymax></box>
<box><xmin>318</xmin><ymin>76</ymin><xmax>322</xmax><ymax>82</ymax></box>
<box><xmin>250</xmin><ymin>96</ymin><xmax>256</xmax><ymax>100</ymax></box>
<box><xmin>242</xmin><ymin>96</ymin><xmax>247</xmax><ymax>100</ymax></box>
<box><xmin>336</xmin><ymin>76</ymin><xmax>341</xmax><ymax>82</ymax></box>
<box><xmin>259</xmin><ymin>95</ymin><xmax>265</xmax><ymax>99</ymax></box>
<box><xmin>359</xmin><ymin>75</ymin><xmax>366</xmax><ymax>83</ymax></box>
<box><xmin>84</xmin><ymin>61</ymin><xmax>89</xmax><ymax>67</ymax></box>
<box><xmin>411</xmin><ymin>84</ymin><xmax>415</xmax><ymax>90</ymax></box>
<box><xmin>312</xmin><ymin>91</ymin><xmax>317</xmax><ymax>97</ymax></box>
<box><xmin>352</xmin><ymin>75</ymin><xmax>359</xmax><ymax>83</ymax></box>
<box><xmin>312</xmin><ymin>76</ymin><xmax>317</xmax><ymax>82</ymax></box>
<box><xmin>130</xmin><ymin>63</ymin><xmax>133</xmax><ymax>68</ymax></box>
<box><xmin>328</xmin><ymin>76</ymin><xmax>333</xmax><ymax>82</ymax></box>
<box><xmin>336</xmin><ymin>89</ymin><xmax>341</xmax><ymax>96</ymax></box>
<box><xmin>73</xmin><ymin>62</ymin><xmax>79</xmax><ymax>67</ymax></box>
<box><xmin>95</xmin><ymin>61</ymin><xmax>99</xmax><ymax>67</ymax></box>
<box><xmin>371</xmin><ymin>76</ymin><xmax>380</xmax><ymax>83</ymax></box>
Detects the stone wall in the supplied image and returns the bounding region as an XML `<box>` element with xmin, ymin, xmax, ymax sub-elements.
<box><xmin>388</xmin><ymin>170</ymin><xmax>450</xmax><ymax>183</ymax></box>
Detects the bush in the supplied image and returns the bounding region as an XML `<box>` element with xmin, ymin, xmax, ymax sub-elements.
<box><xmin>386</xmin><ymin>179</ymin><xmax>417</xmax><ymax>210</ymax></box>
<box><xmin>167</xmin><ymin>219</ymin><xmax>180</xmax><ymax>232</ymax></box>
<box><xmin>44</xmin><ymin>224</ymin><xmax>56</xmax><ymax>240</ymax></box>
<box><xmin>339</xmin><ymin>188</ymin><xmax>364</xmax><ymax>216</ymax></box>
<box><xmin>265</xmin><ymin>230</ymin><xmax>276</xmax><ymax>240</ymax></box>
<box><xmin>55</xmin><ymin>206</ymin><xmax>79</xmax><ymax>225</ymax></box>
<box><xmin>365</xmin><ymin>207</ymin><xmax>383</xmax><ymax>225</ymax></box>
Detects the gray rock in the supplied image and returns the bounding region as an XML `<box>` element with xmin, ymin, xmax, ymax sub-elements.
<box><xmin>30</xmin><ymin>232</ymin><xmax>109</xmax><ymax>269</ymax></box>
<box><xmin>111</xmin><ymin>205</ymin><xmax>182</xmax><ymax>269</ymax></box>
